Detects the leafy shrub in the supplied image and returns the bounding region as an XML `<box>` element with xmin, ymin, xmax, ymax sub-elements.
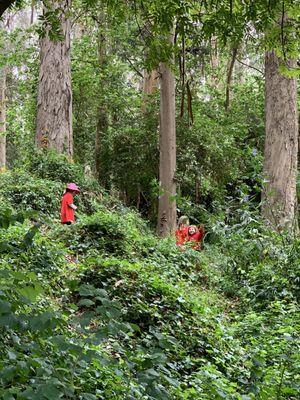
<box><xmin>55</xmin><ymin>206</ymin><xmax>155</xmax><ymax>257</ymax></box>
<box><xmin>28</xmin><ymin>149</ymin><xmax>84</xmax><ymax>184</ymax></box>
<box><xmin>207</xmin><ymin>211</ymin><xmax>300</xmax><ymax>308</ymax></box>
<box><xmin>28</xmin><ymin>150</ymin><xmax>108</xmax><ymax>215</ymax></box>
<box><xmin>0</xmin><ymin>170</ymin><xmax>61</xmax><ymax>215</ymax></box>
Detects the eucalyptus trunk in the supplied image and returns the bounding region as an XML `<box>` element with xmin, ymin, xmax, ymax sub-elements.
<box><xmin>141</xmin><ymin>69</ymin><xmax>158</xmax><ymax>113</ymax></box>
<box><xmin>157</xmin><ymin>34</ymin><xmax>176</xmax><ymax>237</ymax></box>
<box><xmin>95</xmin><ymin>11</ymin><xmax>108</xmax><ymax>183</ymax></box>
<box><xmin>0</xmin><ymin>67</ymin><xmax>6</xmax><ymax>169</ymax></box>
<box><xmin>36</xmin><ymin>0</ymin><xmax>73</xmax><ymax>156</ymax></box>
<box><xmin>262</xmin><ymin>50</ymin><xmax>298</xmax><ymax>231</ymax></box>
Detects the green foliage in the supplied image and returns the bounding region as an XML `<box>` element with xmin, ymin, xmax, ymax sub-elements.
<box><xmin>28</xmin><ymin>150</ymin><xmax>84</xmax><ymax>184</ymax></box>
<box><xmin>0</xmin><ymin>173</ymin><xmax>299</xmax><ymax>399</ymax></box>
<box><xmin>1</xmin><ymin>1</ymin><xmax>299</xmax><ymax>398</ymax></box>
<box><xmin>56</xmin><ymin>205</ymin><xmax>154</xmax><ymax>257</ymax></box>
<box><xmin>0</xmin><ymin>170</ymin><xmax>61</xmax><ymax>215</ymax></box>
<box><xmin>208</xmin><ymin>209</ymin><xmax>300</xmax><ymax>308</ymax></box>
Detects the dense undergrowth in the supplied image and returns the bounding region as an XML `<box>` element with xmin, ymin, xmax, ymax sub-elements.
<box><xmin>0</xmin><ymin>156</ymin><xmax>299</xmax><ymax>399</ymax></box>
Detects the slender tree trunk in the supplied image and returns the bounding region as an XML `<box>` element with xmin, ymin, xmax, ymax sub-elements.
<box><xmin>157</xmin><ymin>34</ymin><xmax>176</xmax><ymax>237</ymax></box>
<box><xmin>225</xmin><ymin>46</ymin><xmax>238</xmax><ymax>111</ymax></box>
<box><xmin>30</xmin><ymin>0</ymin><xmax>35</xmax><ymax>25</ymax></box>
<box><xmin>36</xmin><ymin>0</ymin><xmax>73</xmax><ymax>157</ymax></box>
<box><xmin>262</xmin><ymin>50</ymin><xmax>298</xmax><ymax>231</ymax></box>
<box><xmin>95</xmin><ymin>11</ymin><xmax>108</xmax><ymax>184</ymax></box>
<box><xmin>210</xmin><ymin>36</ymin><xmax>219</xmax><ymax>89</ymax></box>
<box><xmin>0</xmin><ymin>67</ymin><xmax>6</xmax><ymax>169</ymax></box>
<box><xmin>141</xmin><ymin>69</ymin><xmax>158</xmax><ymax>113</ymax></box>
<box><xmin>95</xmin><ymin>8</ymin><xmax>108</xmax><ymax>185</ymax></box>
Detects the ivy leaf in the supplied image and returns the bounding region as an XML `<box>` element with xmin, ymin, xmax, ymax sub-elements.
<box><xmin>37</xmin><ymin>383</ymin><xmax>63</xmax><ymax>400</ymax></box>
<box><xmin>78</xmin><ymin>298</ymin><xmax>95</xmax><ymax>307</ymax></box>
<box><xmin>81</xmin><ymin>394</ymin><xmax>97</xmax><ymax>400</ymax></box>
<box><xmin>18</xmin><ymin>284</ymin><xmax>43</xmax><ymax>303</ymax></box>
<box><xmin>0</xmin><ymin>299</ymin><xmax>11</xmax><ymax>314</ymax></box>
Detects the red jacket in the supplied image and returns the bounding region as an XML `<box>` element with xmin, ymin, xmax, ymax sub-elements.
<box><xmin>61</xmin><ymin>192</ymin><xmax>75</xmax><ymax>223</ymax></box>
<box><xmin>187</xmin><ymin>226</ymin><xmax>205</xmax><ymax>250</ymax></box>
<box><xmin>175</xmin><ymin>226</ymin><xmax>189</xmax><ymax>246</ymax></box>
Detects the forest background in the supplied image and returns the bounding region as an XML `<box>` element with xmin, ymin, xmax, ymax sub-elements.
<box><xmin>0</xmin><ymin>0</ymin><xmax>299</xmax><ymax>399</ymax></box>
<box><xmin>0</xmin><ymin>0</ymin><xmax>298</xmax><ymax>232</ymax></box>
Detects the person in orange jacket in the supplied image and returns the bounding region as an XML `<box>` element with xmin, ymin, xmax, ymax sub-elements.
<box><xmin>175</xmin><ymin>215</ymin><xmax>190</xmax><ymax>246</ymax></box>
<box><xmin>187</xmin><ymin>225</ymin><xmax>205</xmax><ymax>250</ymax></box>
<box><xmin>60</xmin><ymin>183</ymin><xmax>80</xmax><ymax>225</ymax></box>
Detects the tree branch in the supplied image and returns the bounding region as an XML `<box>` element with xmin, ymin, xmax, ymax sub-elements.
<box><xmin>236</xmin><ymin>59</ymin><xmax>264</xmax><ymax>75</ymax></box>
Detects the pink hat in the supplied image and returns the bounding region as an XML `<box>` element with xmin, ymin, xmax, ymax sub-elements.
<box><xmin>66</xmin><ymin>183</ymin><xmax>80</xmax><ymax>193</ymax></box>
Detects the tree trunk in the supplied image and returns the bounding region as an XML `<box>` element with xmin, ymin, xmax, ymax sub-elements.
<box><xmin>225</xmin><ymin>46</ymin><xmax>238</xmax><ymax>111</ymax></box>
<box><xmin>262</xmin><ymin>50</ymin><xmax>298</xmax><ymax>231</ymax></box>
<box><xmin>157</xmin><ymin>34</ymin><xmax>176</xmax><ymax>237</ymax></box>
<box><xmin>0</xmin><ymin>67</ymin><xmax>6</xmax><ymax>169</ymax></box>
<box><xmin>95</xmin><ymin>11</ymin><xmax>108</xmax><ymax>183</ymax></box>
<box><xmin>141</xmin><ymin>69</ymin><xmax>158</xmax><ymax>113</ymax></box>
<box><xmin>36</xmin><ymin>0</ymin><xmax>73</xmax><ymax>157</ymax></box>
<box><xmin>210</xmin><ymin>36</ymin><xmax>219</xmax><ymax>90</ymax></box>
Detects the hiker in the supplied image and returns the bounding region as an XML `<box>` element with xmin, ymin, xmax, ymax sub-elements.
<box><xmin>60</xmin><ymin>183</ymin><xmax>80</xmax><ymax>225</ymax></box>
<box><xmin>187</xmin><ymin>225</ymin><xmax>205</xmax><ymax>250</ymax></box>
<box><xmin>175</xmin><ymin>215</ymin><xmax>190</xmax><ymax>246</ymax></box>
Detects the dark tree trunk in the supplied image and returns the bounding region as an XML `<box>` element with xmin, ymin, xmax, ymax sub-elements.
<box><xmin>225</xmin><ymin>46</ymin><xmax>238</xmax><ymax>111</ymax></box>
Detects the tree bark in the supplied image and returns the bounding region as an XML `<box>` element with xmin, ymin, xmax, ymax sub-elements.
<box><xmin>157</xmin><ymin>34</ymin><xmax>176</xmax><ymax>237</ymax></box>
<box><xmin>36</xmin><ymin>0</ymin><xmax>73</xmax><ymax>157</ymax></box>
<box><xmin>95</xmin><ymin>11</ymin><xmax>108</xmax><ymax>183</ymax></box>
<box><xmin>141</xmin><ymin>69</ymin><xmax>158</xmax><ymax>113</ymax></box>
<box><xmin>262</xmin><ymin>50</ymin><xmax>298</xmax><ymax>231</ymax></box>
<box><xmin>225</xmin><ymin>46</ymin><xmax>238</xmax><ymax>111</ymax></box>
<box><xmin>210</xmin><ymin>36</ymin><xmax>219</xmax><ymax>89</ymax></box>
<box><xmin>0</xmin><ymin>67</ymin><xmax>7</xmax><ymax>169</ymax></box>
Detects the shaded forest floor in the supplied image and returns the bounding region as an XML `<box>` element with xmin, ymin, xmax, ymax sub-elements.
<box><xmin>0</xmin><ymin>158</ymin><xmax>299</xmax><ymax>399</ymax></box>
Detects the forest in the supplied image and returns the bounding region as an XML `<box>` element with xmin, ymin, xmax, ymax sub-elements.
<box><xmin>0</xmin><ymin>0</ymin><xmax>299</xmax><ymax>399</ymax></box>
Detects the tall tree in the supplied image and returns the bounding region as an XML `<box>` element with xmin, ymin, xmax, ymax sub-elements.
<box><xmin>225</xmin><ymin>45</ymin><xmax>238</xmax><ymax>111</ymax></box>
<box><xmin>0</xmin><ymin>17</ymin><xmax>9</xmax><ymax>170</ymax></box>
<box><xmin>262</xmin><ymin>50</ymin><xmax>298</xmax><ymax>230</ymax></box>
<box><xmin>157</xmin><ymin>32</ymin><xmax>176</xmax><ymax>237</ymax></box>
<box><xmin>95</xmin><ymin>10</ymin><xmax>109</xmax><ymax>183</ymax></box>
<box><xmin>141</xmin><ymin>69</ymin><xmax>158</xmax><ymax>113</ymax></box>
<box><xmin>36</xmin><ymin>0</ymin><xmax>73</xmax><ymax>156</ymax></box>
<box><xmin>0</xmin><ymin>66</ymin><xmax>6</xmax><ymax>170</ymax></box>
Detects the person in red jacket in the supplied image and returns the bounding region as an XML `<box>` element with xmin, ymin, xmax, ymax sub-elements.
<box><xmin>187</xmin><ymin>225</ymin><xmax>205</xmax><ymax>250</ymax></box>
<box><xmin>60</xmin><ymin>183</ymin><xmax>80</xmax><ymax>224</ymax></box>
<box><xmin>175</xmin><ymin>216</ymin><xmax>190</xmax><ymax>246</ymax></box>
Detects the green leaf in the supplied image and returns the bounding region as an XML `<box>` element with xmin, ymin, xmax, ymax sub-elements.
<box><xmin>37</xmin><ymin>383</ymin><xmax>63</xmax><ymax>400</ymax></box>
<box><xmin>81</xmin><ymin>394</ymin><xmax>97</xmax><ymax>400</ymax></box>
<box><xmin>0</xmin><ymin>299</ymin><xmax>11</xmax><ymax>314</ymax></box>
<box><xmin>78</xmin><ymin>298</ymin><xmax>95</xmax><ymax>306</ymax></box>
<box><xmin>18</xmin><ymin>284</ymin><xmax>43</xmax><ymax>302</ymax></box>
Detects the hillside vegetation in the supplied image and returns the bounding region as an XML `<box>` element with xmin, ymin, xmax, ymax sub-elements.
<box><xmin>0</xmin><ymin>155</ymin><xmax>299</xmax><ymax>400</ymax></box>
